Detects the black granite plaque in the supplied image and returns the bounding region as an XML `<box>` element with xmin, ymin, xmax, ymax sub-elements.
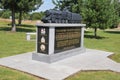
<box><xmin>55</xmin><ymin>27</ymin><xmax>81</xmax><ymax>53</ymax></box>
<box><xmin>37</xmin><ymin>27</ymin><xmax>49</xmax><ymax>54</ymax></box>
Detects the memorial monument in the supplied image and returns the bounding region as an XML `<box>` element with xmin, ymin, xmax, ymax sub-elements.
<box><xmin>32</xmin><ymin>9</ymin><xmax>86</xmax><ymax>63</ymax></box>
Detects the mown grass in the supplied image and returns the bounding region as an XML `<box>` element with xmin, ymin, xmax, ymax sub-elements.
<box><xmin>66</xmin><ymin>71</ymin><xmax>120</xmax><ymax>80</ymax></box>
<box><xmin>0</xmin><ymin>25</ymin><xmax>36</xmax><ymax>58</ymax></box>
<box><xmin>0</xmin><ymin>19</ymin><xmax>120</xmax><ymax>80</ymax></box>
<box><xmin>84</xmin><ymin>29</ymin><xmax>120</xmax><ymax>62</ymax></box>
<box><xmin>0</xmin><ymin>66</ymin><xmax>43</xmax><ymax>80</ymax></box>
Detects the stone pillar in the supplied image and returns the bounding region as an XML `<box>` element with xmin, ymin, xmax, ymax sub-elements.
<box><xmin>48</xmin><ymin>27</ymin><xmax>55</xmax><ymax>55</ymax></box>
<box><xmin>81</xmin><ymin>27</ymin><xmax>85</xmax><ymax>48</ymax></box>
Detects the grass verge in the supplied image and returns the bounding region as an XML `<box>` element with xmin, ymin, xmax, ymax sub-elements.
<box><xmin>84</xmin><ymin>29</ymin><xmax>120</xmax><ymax>62</ymax></box>
<box><xmin>0</xmin><ymin>66</ymin><xmax>43</xmax><ymax>80</ymax></box>
<box><xmin>0</xmin><ymin>22</ymin><xmax>36</xmax><ymax>58</ymax></box>
<box><xmin>66</xmin><ymin>70</ymin><xmax>120</xmax><ymax>80</ymax></box>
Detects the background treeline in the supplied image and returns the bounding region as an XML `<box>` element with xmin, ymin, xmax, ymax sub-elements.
<box><xmin>53</xmin><ymin>0</ymin><xmax>120</xmax><ymax>37</ymax></box>
<box><xmin>0</xmin><ymin>0</ymin><xmax>43</xmax><ymax>31</ymax></box>
<box><xmin>0</xmin><ymin>0</ymin><xmax>120</xmax><ymax>36</ymax></box>
<box><xmin>0</xmin><ymin>10</ymin><xmax>44</xmax><ymax>20</ymax></box>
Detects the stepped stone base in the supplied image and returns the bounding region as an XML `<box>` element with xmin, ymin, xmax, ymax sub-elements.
<box><xmin>32</xmin><ymin>47</ymin><xmax>85</xmax><ymax>63</ymax></box>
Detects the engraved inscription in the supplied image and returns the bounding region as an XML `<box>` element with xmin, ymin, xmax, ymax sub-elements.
<box><xmin>55</xmin><ymin>27</ymin><xmax>81</xmax><ymax>53</ymax></box>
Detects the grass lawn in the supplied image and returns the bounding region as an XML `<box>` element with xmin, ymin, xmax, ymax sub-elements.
<box><xmin>0</xmin><ymin>19</ymin><xmax>120</xmax><ymax>80</ymax></box>
<box><xmin>0</xmin><ymin>66</ymin><xmax>43</xmax><ymax>80</ymax></box>
<box><xmin>66</xmin><ymin>71</ymin><xmax>120</xmax><ymax>80</ymax></box>
<box><xmin>0</xmin><ymin>24</ymin><xmax>36</xmax><ymax>58</ymax></box>
<box><xmin>84</xmin><ymin>29</ymin><xmax>120</xmax><ymax>62</ymax></box>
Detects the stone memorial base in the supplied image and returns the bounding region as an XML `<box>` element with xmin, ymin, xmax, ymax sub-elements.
<box><xmin>32</xmin><ymin>47</ymin><xmax>85</xmax><ymax>63</ymax></box>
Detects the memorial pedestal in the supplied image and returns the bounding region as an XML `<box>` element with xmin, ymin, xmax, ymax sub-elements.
<box><xmin>32</xmin><ymin>23</ymin><xmax>86</xmax><ymax>63</ymax></box>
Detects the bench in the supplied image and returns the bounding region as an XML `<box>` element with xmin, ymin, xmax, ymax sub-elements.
<box><xmin>26</xmin><ymin>32</ymin><xmax>36</xmax><ymax>41</ymax></box>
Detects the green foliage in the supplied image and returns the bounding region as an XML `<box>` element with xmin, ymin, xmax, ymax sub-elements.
<box><xmin>78</xmin><ymin>0</ymin><xmax>120</xmax><ymax>37</ymax></box>
<box><xmin>30</xmin><ymin>12</ymin><xmax>44</xmax><ymax>20</ymax></box>
<box><xmin>52</xmin><ymin>0</ymin><xmax>79</xmax><ymax>12</ymax></box>
<box><xmin>0</xmin><ymin>0</ymin><xmax>43</xmax><ymax>31</ymax></box>
<box><xmin>116</xmin><ymin>1</ymin><xmax>120</xmax><ymax>17</ymax></box>
<box><xmin>0</xmin><ymin>10</ymin><xmax>3</xmax><ymax>16</ymax></box>
<box><xmin>15</xmin><ymin>13</ymin><xmax>30</xmax><ymax>20</ymax></box>
<box><xmin>0</xmin><ymin>10</ymin><xmax>31</xmax><ymax>20</ymax></box>
<box><xmin>17</xmin><ymin>0</ymin><xmax>43</xmax><ymax>12</ymax></box>
<box><xmin>52</xmin><ymin>0</ymin><xmax>120</xmax><ymax>37</ymax></box>
<box><xmin>0</xmin><ymin>0</ymin><xmax>19</xmax><ymax>10</ymax></box>
<box><xmin>79</xmin><ymin>0</ymin><xmax>120</xmax><ymax>29</ymax></box>
<box><xmin>0</xmin><ymin>10</ymin><xmax>11</xmax><ymax>19</ymax></box>
<box><xmin>22</xmin><ymin>13</ymin><xmax>31</xmax><ymax>20</ymax></box>
<box><xmin>109</xmin><ymin>0</ymin><xmax>120</xmax><ymax>28</ymax></box>
<box><xmin>0</xmin><ymin>0</ymin><xmax>43</xmax><ymax>12</ymax></box>
<box><xmin>17</xmin><ymin>0</ymin><xmax>43</xmax><ymax>25</ymax></box>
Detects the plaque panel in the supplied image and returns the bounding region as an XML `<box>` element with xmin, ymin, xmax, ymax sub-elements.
<box><xmin>37</xmin><ymin>27</ymin><xmax>49</xmax><ymax>54</ymax></box>
<box><xmin>55</xmin><ymin>27</ymin><xmax>81</xmax><ymax>53</ymax></box>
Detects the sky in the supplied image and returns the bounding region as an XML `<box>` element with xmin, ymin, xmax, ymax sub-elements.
<box><xmin>0</xmin><ymin>0</ymin><xmax>55</xmax><ymax>12</ymax></box>
<box><xmin>34</xmin><ymin>0</ymin><xmax>55</xmax><ymax>12</ymax></box>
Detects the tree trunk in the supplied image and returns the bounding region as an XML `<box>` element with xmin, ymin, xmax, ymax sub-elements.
<box><xmin>94</xmin><ymin>27</ymin><xmax>97</xmax><ymax>38</ymax></box>
<box><xmin>18</xmin><ymin>11</ymin><xmax>22</xmax><ymax>25</ymax></box>
<box><xmin>11</xmin><ymin>7</ymin><xmax>16</xmax><ymax>32</ymax></box>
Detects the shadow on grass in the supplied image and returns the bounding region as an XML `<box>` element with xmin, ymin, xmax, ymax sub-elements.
<box><xmin>84</xmin><ymin>34</ymin><xmax>108</xmax><ymax>39</ymax></box>
<box><xmin>16</xmin><ymin>27</ymin><xmax>35</xmax><ymax>32</ymax></box>
<box><xmin>8</xmin><ymin>24</ymin><xmax>35</xmax><ymax>28</ymax></box>
<box><xmin>85</xmin><ymin>31</ymin><xmax>92</xmax><ymax>33</ymax></box>
<box><xmin>105</xmin><ymin>31</ymin><xmax>120</xmax><ymax>34</ymax></box>
<box><xmin>17</xmin><ymin>24</ymin><xmax>35</xmax><ymax>28</ymax></box>
<box><xmin>0</xmin><ymin>27</ymin><xmax>35</xmax><ymax>32</ymax></box>
<box><xmin>0</xmin><ymin>27</ymin><xmax>11</xmax><ymax>31</ymax></box>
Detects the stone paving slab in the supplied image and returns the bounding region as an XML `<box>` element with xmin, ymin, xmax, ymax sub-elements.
<box><xmin>0</xmin><ymin>49</ymin><xmax>120</xmax><ymax>80</ymax></box>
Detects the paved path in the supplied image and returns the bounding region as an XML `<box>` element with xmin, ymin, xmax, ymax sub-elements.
<box><xmin>0</xmin><ymin>49</ymin><xmax>120</xmax><ymax>80</ymax></box>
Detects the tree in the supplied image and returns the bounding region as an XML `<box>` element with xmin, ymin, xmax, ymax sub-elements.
<box><xmin>0</xmin><ymin>10</ymin><xmax>11</xmax><ymax>19</ymax></box>
<box><xmin>0</xmin><ymin>0</ymin><xmax>19</xmax><ymax>32</ymax></box>
<box><xmin>118</xmin><ymin>3</ymin><xmax>120</xmax><ymax>17</ymax></box>
<box><xmin>109</xmin><ymin>0</ymin><xmax>120</xmax><ymax>28</ymax></box>
<box><xmin>0</xmin><ymin>0</ymin><xmax>43</xmax><ymax>32</ymax></box>
<box><xmin>52</xmin><ymin>0</ymin><xmax>79</xmax><ymax>12</ymax></box>
<box><xmin>78</xmin><ymin>0</ymin><xmax>120</xmax><ymax>38</ymax></box>
<box><xmin>52</xmin><ymin>0</ymin><xmax>120</xmax><ymax>38</ymax></box>
<box><xmin>17</xmin><ymin>0</ymin><xmax>43</xmax><ymax>25</ymax></box>
<box><xmin>30</xmin><ymin>12</ymin><xmax>44</xmax><ymax>20</ymax></box>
